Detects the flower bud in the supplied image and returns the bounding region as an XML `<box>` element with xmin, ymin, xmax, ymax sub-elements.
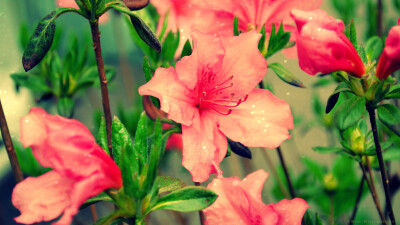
<box><xmin>323</xmin><ymin>173</ymin><xmax>338</xmax><ymax>191</ymax></box>
<box><xmin>350</xmin><ymin>128</ymin><xmax>366</xmax><ymax>154</ymax></box>
<box><xmin>123</xmin><ymin>0</ymin><xmax>149</xmax><ymax>10</ymax></box>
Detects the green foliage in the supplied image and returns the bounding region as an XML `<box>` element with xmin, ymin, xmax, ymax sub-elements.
<box><xmin>266</xmin><ymin>23</ymin><xmax>291</xmax><ymax>59</ymax></box>
<box><xmin>149</xmin><ymin>187</ymin><xmax>217</xmax><ymax>212</ymax></box>
<box><xmin>156</xmin><ymin>176</ymin><xmax>187</xmax><ymax>194</ymax></box>
<box><xmin>331</xmin><ymin>0</ymin><xmax>360</xmax><ymax>24</ymax></box>
<box><xmin>227</xmin><ymin>139</ymin><xmax>252</xmax><ymax>159</ymax></box>
<box><xmin>258</xmin><ymin>25</ymin><xmax>266</xmax><ymax>52</ymax></box>
<box><xmin>334</xmin><ymin>95</ymin><xmax>365</xmax><ymax>130</ymax></box>
<box><xmin>22</xmin><ymin>8</ymin><xmax>80</xmax><ymax>71</ymax></box>
<box><xmin>233</xmin><ymin>16</ymin><xmax>239</xmax><ymax>36</ymax></box>
<box><xmin>385</xmin><ymin>84</ymin><xmax>400</xmax><ymax>99</ymax></box>
<box><xmin>365</xmin><ymin>36</ymin><xmax>383</xmax><ymax>61</ymax></box>
<box><xmin>181</xmin><ymin>40</ymin><xmax>192</xmax><ymax>58</ymax></box>
<box><xmin>14</xmin><ymin>142</ymin><xmax>50</xmax><ymax>177</ymax></box>
<box><xmin>268</xmin><ymin>63</ymin><xmax>305</xmax><ymax>88</ymax></box>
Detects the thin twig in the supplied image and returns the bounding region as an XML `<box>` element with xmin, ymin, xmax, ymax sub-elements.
<box><xmin>359</xmin><ymin>162</ymin><xmax>387</xmax><ymax>224</ymax></box>
<box><xmin>276</xmin><ymin>146</ymin><xmax>296</xmax><ymax>198</ymax></box>
<box><xmin>261</xmin><ymin>149</ymin><xmax>290</xmax><ymax>199</ymax></box>
<box><xmin>366</xmin><ymin>105</ymin><xmax>396</xmax><ymax>225</ymax></box>
<box><xmin>329</xmin><ymin>194</ymin><xmax>334</xmax><ymax>225</ymax></box>
<box><xmin>194</xmin><ymin>182</ymin><xmax>205</xmax><ymax>225</ymax></box>
<box><xmin>90</xmin><ymin>21</ymin><xmax>114</xmax><ymax>159</ymax></box>
<box><xmin>0</xmin><ymin>99</ymin><xmax>24</xmax><ymax>183</ymax></box>
<box><xmin>348</xmin><ymin>175</ymin><xmax>365</xmax><ymax>225</ymax></box>
<box><xmin>90</xmin><ymin>205</ymin><xmax>98</xmax><ymax>223</ymax></box>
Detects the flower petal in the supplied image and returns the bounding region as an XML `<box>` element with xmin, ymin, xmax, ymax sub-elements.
<box><xmin>181</xmin><ymin>111</ymin><xmax>227</xmax><ymax>182</ymax></box>
<box><xmin>217</xmin><ymin>89</ymin><xmax>293</xmax><ymax>149</ymax></box>
<box><xmin>12</xmin><ymin>171</ymin><xmax>74</xmax><ymax>224</ymax></box>
<box><xmin>376</xmin><ymin>21</ymin><xmax>400</xmax><ymax>80</ymax></box>
<box><xmin>219</xmin><ymin>31</ymin><xmax>268</xmax><ymax>95</ymax></box>
<box><xmin>239</xmin><ymin>169</ymin><xmax>269</xmax><ymax>202</ymax></box>
<box><xmin>139</xmin><ymin>67</ymin><xmax>198</xmax><ymax>126</ymax></box>
<box><xmin>271</xmin><ymin>198</ymin><xmax>309</xmax><ymax>225</ymax></box>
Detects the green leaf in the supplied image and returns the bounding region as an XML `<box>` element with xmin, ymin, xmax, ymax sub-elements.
<box><xmin>81</xmin><ymin>192</ymin><xmax>113</xmax><ymax>209</ymax></box>
<box><xmin>109</xmin><ymin>4</ymin><xmax>161</xmax><ymax>52</ymax></box>
<box><xmin>57</xmin><ymin>97</ymin><xmax>75</xmax><ymax>118</ymax></box>
<box><xmin>301</xmin><ymin>157</ymin><xmax>325</xmax><ymax>181</ymax></box>
<box><xmin>334</xmin><ymin>95</ymin><xmax>366</xmax><ymax>130</ymax></box>
<box><xmin>357</xmin><ymin>45</ymin><xmax>368</xmax><ymax>64</ymax></box>
<box><xmin>383</xmin><ymin>148</ymin><xmax>400</xmax><ymax>161</ymax></box>
<box><xmin>266</xmin><ymin>23</ymin><xmax>291</xmax><ymax>58</ymax></box>
<box><xmin>325</xmin><ymin>82</ymin><xmax>353</xmax><ymax>114</ymax></box>
<box><xmin>312</xmin><ymin>78</ymin><xmax>332</xmax><ymax>88</ymax></box>
<box><xmin>377</xmin><ymin>104</ymin><xmax>400</xmax><ymax>137</ymax></box>
<box><xmin>11</xmin><ymin>73</ymin><xmax>51</xmax><ymax>93</ymax></box>
<box><xmin>228</xmin><ymin>139</ymin><xmax>252</xmax><ymax>159</ymax></box>
<box><xmin>143</xmin><ymin>56</ymin><xmax>153</xmax><ymax>82</ymax></box>
<box><xmin>180</xmin><ymin>40</ymin><xmax>192</xmax><ymax>58</ymax></box>
<box><xmin>385</xmin><ymin>84</ymin><xmax>400</xmax><ymax>99</ymax></box>
<box><xmin>312</xmin><ymin>146</ymin><xmax>343</xmax><ymax>154</ymax></box>
<box><xmin>111</xmin><ymin>117</ymin><xmax>136</xmax><ymax>168</ymax></box>
<box><xmin>233</xmin><ymin>16</ymin><xmax>239</xmax><ymax>36</ymax></box>
<box><xmin>133</xmin><ymin>112</ymin><xmax>152</xmax><ymax>171</ymax></box>
<box><xmin>15</xmin><ymin>143</ymin><xmax>49</xmax><ymax>177</ymax></box>
<box><xmin>22</xmin><ymin>8</ymin><xmax>79</xmax><ymax>71</ymax></box>
<box><xmin>268</xmin><ymin>63</ymin><xmax>305</xmax><ymax>88</ymax></box>
<box><xmin>97</xmin><ymin>117</ymin><xmax>109</xmax><ymax>154</ymax></box>
<box><xmin>365</xmin><ymin>36</ymin><xmax>383</xmax><ymax>61</ymax></box>
<box><xmin>150</xmin><ymin>187</ymin><xmax>217</xmax><ymax>212</ymax></box>
<box><xmin>348</xmin><ymin>20</ymin><xmax>358</xmax><ymax>49</ymax></box>
<box><xmin>161</xmin><ymin>31</ymin><xmax>180</xmax><ymax>61</ymax></box>
<box><xmin>258</xmin><ymin>25</ymin><xmax>266</xmax><ymax>52</ymax></box>
<box><xmin>156</xmin><ymin>176</ymin><xmax>187</xmax><ymax>194</ymax></box>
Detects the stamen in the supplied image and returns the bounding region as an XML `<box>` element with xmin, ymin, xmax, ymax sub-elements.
<box><xmin>208</xmin><ymin>83</ymin><xmax>233</xmax><ymax>94</ymax></box>
<box><xmin>242</xmin><ymin>94</ymin><xmax>248</xmax><ymax>102</ymax></box>
<box><xmin>211</xmin><ymin>108</ymin><xmax>232</xmax><ymax>115</ymax></box>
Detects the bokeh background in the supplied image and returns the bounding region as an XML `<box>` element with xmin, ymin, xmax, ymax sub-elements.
<box><xmin>1</xmin><ymin>0</ymin><xmax>399</xmax><ymax>224</ymax></box>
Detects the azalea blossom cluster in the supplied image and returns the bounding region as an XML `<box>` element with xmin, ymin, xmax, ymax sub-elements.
<box><xmin>9</xmin><ymin>0</ymin><xmax>400</xmax><ymax>224</ymax></box>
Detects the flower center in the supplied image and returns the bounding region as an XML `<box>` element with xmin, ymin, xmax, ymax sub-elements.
<box><xmin>197</xmin><ymin>75</ymin><xmax>248</xmax><ymax>115</ymax></box>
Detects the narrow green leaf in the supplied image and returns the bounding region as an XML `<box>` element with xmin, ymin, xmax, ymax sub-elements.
<box><xmin>233</xmin><ymin>16</ymin><xmax>239</xmax><ymax>36</ymax></box>
<box><xmin>133</xmin><ymin>112</ymin><xmax>152</xmax><ymax>171</ymax></box>
<box><xmin>10</xmin><ymin>73</ymin><xmax>52</xmax><ymax>93</ymax></box>
<box><xmin>143</xmin><ymin>56</ymin><xmax>153</xmax><ymax>82</ymax></box>
<box><xmin>81</xmin><ymin>192</ymin><xmax>113</xmax><ymax>209</ymax></box>
<box><xmin>150</xmin><ymin>187</ymin><xmax>217</xmax><ymax>212</ymax></box>
<box><xmin>383</xmin><ymin>149</ymin><xmax>400</xmax><ymax>161</ymax></box>
<box><xmin>109</xmin><ymin>4</ymin><xmax>161</xmax><ymax>52</ymax></box>
<box><xmin>144</xmin><ymin>117</ymin><xmax>163</xmax><ymax>193</ymax></box>
<box><xmin>334</xmin><ymin>95</ymin><xmax>366</xmax><ymax>130</ymax></box>
<box><xmin>22</xmin><ymin>8</ymin><xmax>79</xmax><ymax>71</ymax></box>
<box><xmin>377</xmin><ymin>104</ymin><xmax>400</xmax><ymax>126</ymax></box>
<box><xmin>228</xmin><ymin>139</ymin><xmax>252</xmax><ymax>159</ymax></box>
<box><xmin>385</xmin><ymin>84</ymin><xmax>400</xmax><ymax>99</ymax></box>
<box><xmin>325</xmin><ymin>82</ymin><xmax>353</xmax><ymax>113</ymax></box>
<box><xmin>97</xmin><ymin>117</ymin><xmax>109</xmax><ymax>155</ymax></box>
<box><xmin>365</xmin><ymin>36</ymin><xmax>383</xmax><ymax>61</ymax></box>
<box><xmin>258</xmin><ymin>25</ymin><xmax>266</xmax><ymax>52</ymax></box>
<box><xmin>161</xmin><ymin>31</ymin><xmax>180</xmax><ymax>61</ymax></box>
<box><xmin>57</xmin><ymin>97</ymin><xmax>75</xmax><ymax>118</ymax></box>
<box><xmin>156</xmin><ymin>176</ymin><xmax>187</xmax><ymax>194</ymax></box>
<box><xmin>181</xmin><ymin>40</ymin><xmax>192</xmax><ymax>58</ymax></box>
<box><xmin>312</xmin><ymin>146</ymin><xmax>343</xmax><ymax>154</ymax></box>
<box><xmin>268</xmin><ymin>63</ymin><xmax>305</xmax><ymax>88</ymax></box>
<box><xmin>349</xmin><ymin>20</ymin><xmax>358</xmax><ymax>49</ymax></box>
<box><xmin>266</xmin><ymin>23</ymin><xmax>291</xmax><ymax>58</ymax></box>
<box><xmin>301</xmin><ymin>157</ymin><xmax>325</xmax><ymax>181</ymax></box>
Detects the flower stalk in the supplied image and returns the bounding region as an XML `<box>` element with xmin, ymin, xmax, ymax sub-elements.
<box><xmin>366</xmin><ymin>104</ymin><xmax>396</xmax><ymax>225</ymax></box>
<box><xmin>0</xmin><ymin>99</ymin><xmax>24</xmax><ymax>183</ymax></box>
<box><xmin>194</xmin><ymin>182</ymin><xmax>205</xmax><ymax>225</ymax></box>
<box><xmin>276</xmin><ymin>146</ymin><xmax>296</xmax><ymax>198</ymax></box>
<box><xmin>89</xmin><ymin>20</ymin><xmax>114</xmax><ymax>160</ymax></box>
<box><xmin>348</xmin><ymin>175</ymin><xmax>365</xmax><ymax>225</ymax></box>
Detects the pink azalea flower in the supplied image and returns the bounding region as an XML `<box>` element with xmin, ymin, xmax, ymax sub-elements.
<box><xmin>56</xmin><ymin>0</ymin><xmax>110</xmax><ymax>24</ymax></box>
<box><xmin>291</xmin><ymin>9</ymin><xmax>366</xmax><ymax>77</ymax></box>
<box><xmin>139</xmin><ymin>31</ymin><xmax>293</xmax><ymax>182</ymax></box>
<box><xmin>12</xmin><ymin>108</ymin><xmax>122</xmax><ymax>225</ymax></box>
<box><xmin>163</xmin><ymin>124</ymin><xmax>183</xmax><ymax>151</ymax></box>
<box><xmin>203</xmin><ymin>169</ymin><xmax>309</xmax><ymax>225</ymax></box>
<box><xmin>376</xmin><ymin>18</ymin><xmax>400</xmax><ymax>80</ymax></box>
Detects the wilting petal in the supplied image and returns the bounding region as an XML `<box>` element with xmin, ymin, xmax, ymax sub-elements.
<box><xmin>182</xmin><ymin>111</ymin><xmax>227</xmax><ymax>182</ymax></box>
<box><xmin>219</xmin><ymin>31</ymin><xmax>268</xmax><ymax>95</ymax></box>
<box><xmin>376</xmin><ymin>19</ymin><xmax>400</xmax><ymax>80</ymax></box>
<box><xmin>271</xmin><ymin>198</ymin><xmax>309</xmax><ymax>225</ymax></box>
<box><xmin>217</xmin><ymin>89</ymin><xmax>293</xmax><ymax>149</ymax></box>
<box><xmin>139</xmin><ymin>67</ymin><xmax>198</xmax><ymax>126</ymax></box>
<box><xmin>12</xmin><ymin>171</ymin><xmax>74</xmax><ymax>224</ymax></box>
<box><xmin>291</xmin><ymin>9</ymin><xmax>365</xmax><ymax>77</ymax></box>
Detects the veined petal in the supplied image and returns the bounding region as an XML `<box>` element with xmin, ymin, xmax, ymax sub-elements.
<box><xmin>139</xmin><ymin>67</ymin><xmax>198</xmax><ymax>126</ymax></box>
<box><xmin>12</xmin><ymin>171</ymin><xmax>74</xmax><ymax>224</ymax></box>
<box><xmin>217</xmin><ymin>89</ymin><xmax>293</xmax><ymax>149</ymax></box>
<box><xmin>219</xmin><ymin>31</ymin><xmax>268</xmax><ymax>95</ymax></box>
<box><xmin>181</xmin><ymin>111</ymin><xmax>227</xmax><ymax>182</ymax></box>
<box><xmin>271</xmin><ymin>198</ymin><xmax>309</xmax><ymax>225</ymax></box>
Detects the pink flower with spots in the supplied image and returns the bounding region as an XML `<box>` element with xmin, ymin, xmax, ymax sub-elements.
<box><xmin>12</xmin><ymin>108</ymin><xmax>122</xmax><ymax>225</ymax></box>
<box><xmin>139</xmin><ymin>31</ymin><xmax>293</xmax><ymax>182</ymax></box>
<box><xmin>376</xmin><ymin>18</ymin><xmax>400</xmax><ymax>80</ymax></box>
<box><xmin>291</xmin><ymin>9</ymin><xmax>366</xmax><ymax>77</ymax></box>
<box><xmin>203</xmin><ymin>169</ymin><xmax>309</xmax><ymax>225</ymax></box>
<box><xmin>56</xmin><ymin>0</ymin><xmax>110</xmax><ymax>24</ymax></box>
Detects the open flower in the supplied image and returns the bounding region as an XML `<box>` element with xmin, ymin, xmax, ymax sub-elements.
<box><xmin>376</xmin><ymin>18</ymin><xmax>400</xmax><ymax>80</ymax></box>
<box><xmin>139</xmin><ymin>31</ymin><xmax>293</xmax><ymax>182</ymax></box>
<box><xmin>291</xmin><ymin>9</ymin><xmax>366</xmax><ymax>77</ymax></box>
<box><xmin>203</xmin><ymin>169</ymin><xmax>309</xmax><ymax>225</ymax></box>
<box><xmin>56</xmin><ymin>0</ymin><xmax>110</xmax><ymax>23</ymax></box>
<box><xmin>12</xmin><ymin>108</ymin><xmax>122</xmax><ymax>225</ymax></box>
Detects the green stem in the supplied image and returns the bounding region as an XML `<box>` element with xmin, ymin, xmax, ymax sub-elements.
<box><xmin>261</xmin><ymin>149</ymin><xmax>290</xmax><ymax>198</ymax></box>
<box><xmin>89</xmin><ymin>21</ymin><xmax>114</xmax><ymax>160</ymax></box>
<box><xmin>0</xmin><ymin>98</ymin><xmax>24</xmax><ymax>183</ymax></box>
<box><xmin>194</xmin><ymin>182</ymin><xmax>205</xmax><ymax>225</ymax></box>
<box><xmin>276</xmin><ymin>146</ymin><xmax>296</xmax><ymax>198</ymax></box>
<box><xmin>366</xmin><ymin>104</ymin><xmax>396</xmax><ymax>225</ymax></box>
<box><xmin>348</xmin><ymin>175</ymin><xmax>365</xmax><ymax>225</ymax></box>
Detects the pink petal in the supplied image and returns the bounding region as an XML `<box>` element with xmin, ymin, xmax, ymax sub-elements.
<box><xmin>181</xmin><ymin>111</ymin><xmax>227</xmax><ymax>182</ymax></box>
<box><xmin>56</xmin><ymin>0</ymin><xmax>78</xmax><ymax>8</ymax></box>
<box><xmin>376</xmin><ymin>21</ymin><xmax>400</xmax><ymax>80</ymax></box>
<box><xmin>217</xmin><ymin>89</ymin><xmax>293</xmax><ymax>149</ymax></box>
<box><xmin>271</xmin><ymin>198</ymin><xmax>309</xmax><ymax>225</ymax></box>
<box><xmin>138</xmin><ymin>67</ymin><xmax>198</xmax><ymax>126</ymax></box>
<box><xmin>12</xmin><ymin>171</ymin><xmax>74</xmax><ymax>224</ymax></box>
<box><xmin>219</xmin><ymin>31</ymin><xmax>268</xmax><ymax>95</ymax></box>
<box><xmin>176</xmin><ymin>32</ymin><xmax>225</xmax><ymax>90</ymax></box>
<box><xmin>239</xmin><ymin>169</ymin><xmax>269</xmax><ymax>202</ymax></box>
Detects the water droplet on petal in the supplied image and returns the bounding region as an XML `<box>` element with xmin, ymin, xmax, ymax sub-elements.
<box><xmin>252</xmin><ymin>105</ymin><xmax>256</xmax><ymax>108</ymax></box>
